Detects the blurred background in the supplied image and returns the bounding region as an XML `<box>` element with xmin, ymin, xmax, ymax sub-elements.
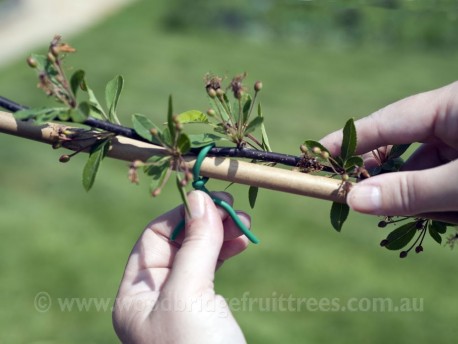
<box><xmin>1</xmin><ymin>0</ymin><xmax>458</xmax><ymax>342</ymax></box>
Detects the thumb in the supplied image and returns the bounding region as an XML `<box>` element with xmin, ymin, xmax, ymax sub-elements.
<box><xmin>164</xmin><ymin>190</ymin><xmax>224</xmax><ymax>294</ymax></box>
<box><xmin>347</xmin><ymin>160</ymin><xmax>458</xmax><ymax>216</ymax></box>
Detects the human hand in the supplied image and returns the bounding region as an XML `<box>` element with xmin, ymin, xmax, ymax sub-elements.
<box><xmin>113</xmin><ymin>190</ymin><xmax>250</xmax><ymax>344</ymax></box>
<box><xmin>320</xmin><ymin>82</ymin><xmax>458</xmax><ymax>223</ymax></box>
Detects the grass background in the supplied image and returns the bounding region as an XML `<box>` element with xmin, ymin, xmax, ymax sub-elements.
<box><xmin>1</xmin><ymin>1</ymin><xmax>458</xmax><ymax>343</ymax></box>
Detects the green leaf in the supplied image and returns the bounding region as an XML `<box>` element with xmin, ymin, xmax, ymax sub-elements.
<box><xmin>428</xmin><ymin>226</ymin><xmax>442</xmax><ymax>244</ymax></box>
<box><xmin>132</xmin><ymin>113</ymin><xmax>160</xmax><ymax>143</ymax></box>
<box><xmin>105</xmin><ymin>75</ymin><xmax>123</xmax><ymax>124</ymax></box>
<box><xmin>34</xmin><ymin>111</ymin><xmax>64</xmax><ymax>124</ymax></box>
<box><xmin>78</xmin><ymin>100</ymin><xmax>105</xmax><ymax>120</ymax></box>
<box><xmin>341</xmin><ymin>118</ymin><xmax>357</xmax><ymax>161</ymax></box>
<box><xmin>68</xmin><ymin>108</ymin><xmax>87</xmax><ymax>123</ymax></box>
<box><xmin>78</xmin><ymin>101</ymin><xmax>91</xmax><ymax>117</ymax></box>
<box><xmin>388</xmin><ymin>144</ymin><xmax>411</xmax><ymax>159</ymax></box>
<box><xmin>222</xmin><ymin>93</ymin><xmax>232</xmax><ymax>114</ymax></box>
<box><xmin>82</xmin><ymin>77</ymin><xmax>107</xmax><ymax>120</ymax></box>
<box><xmin>145</xmin><ymin>156</ymin><xmax>171</xmax><ymax>194</ymax></box>
<box><xmin>242</xmin><ymin>95</ymin><xmax>252</xmax><ymax>124</ymax></box>
<box><xmin>211</xmin><ymin>94</ymin><xmax>231</xmax><ymax>121</ymax></box>
<box><xmin>70</xmin><ymin>70</ymin><xmax>85</xmax><ymax>97</ymax></box>
<box><xmin>82</xmin><ymin>139</ymin><xmax>110</xmax><ymax>191</ymax></box>
<box><xmin>161</xmin><ymin>128</ymin><xmax>173</xmax><ymax>147</ymax></box>
<box><xmin>330</xmin><ymin>202</ymin><xmax>349</xmax><ymax>232</ymax></box>
<box><xmin>344</xmin><ymin>156</ymin><xmax>364</xmax><ymax>170</ymax></box>
<box><xmin>167</xmin><ymin>95</ymin><xmax>175</xmax><ymax>139</ymax></box>
<box><xmin>384</xmin><ymin>222</ymin><xmax>417</xmax><ymax>250</ymax></box>
<box><xmin>177</xmin><ymin>133</ymin><xmax>191</xmax><ymax>154</ymax></box>
<box><xmin>248</xmin><ymin>186</ymin><xmax>259</xmax><ymax>209</ymax></box>
<box><xmin>258</xmin><ymin>103</ymin><xmax>272</xmax><ymax>152</ymax></box>
<box><xmin>144</xmin><ymin>155</ymin><xmax>171</xmax><ymax>176</ymax></box>
<box><xmin>213</xmin><ymin>123</ymin><xmax>227</xmax><ymax>135</ymax></box>
<box><xmin>244</xmin><ymin>116</ymin><xmax>263</xmax><ymax>135</ymax></box>
<box><xmin>176</xmin><ymin>110</ymin><xmax>209</xmax><ymax>124</ymax></box>
<box><xmin>57</xmin><ymin>110</ymin><xmax>71</xmax><ymax>122</ymax></box>
<box><xmin>430</xmin><ymin>221</ymin><xmax>447</xmax><ymax>234</ymax></box>
<box><xmin>14</xmin><ymin>107</ymin><xmax>66</xmax><ymax>122</ymax></box>
<box><xmin>188</xmin><ymin>133</ymin><xmax>223</xmax><ymax>148</ymax></box>
<box><xmin>176</xmin><ymin>174</ymin><xmax>190</xmax><ymax>214</ymax></box>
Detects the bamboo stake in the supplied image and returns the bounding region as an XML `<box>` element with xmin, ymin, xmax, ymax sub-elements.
<box><xmin>0</xmin><ymin>110</ymin><xmax>347</xmax><ymax>203</ymax></box>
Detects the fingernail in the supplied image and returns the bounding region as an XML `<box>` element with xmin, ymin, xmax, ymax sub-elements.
<box><xmin>347</xmin><ymin>185</ymin><xmax>382</xmax><ymax>213</ymax></box>
<box><xmin>186</xmin><ymin>191</ymin><xmax>206</xmax><ymax>220</ymax></box>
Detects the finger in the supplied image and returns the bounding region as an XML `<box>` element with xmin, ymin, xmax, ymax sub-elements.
<box><xmin>163</xmin><ymin>190</ymin><xmax>225</xmax><ymax>294</ymax></box>
<box><xmin>417</xmin><ymin>211</ymin><xmax>458</xmax><ymax>225</ymax></box>
<box><xmin>219</xmin><ymin>236</ymin><xmax>250</xmax><ymax>262</ymax></box>
<box><xmin>169</xmin><ymin>191</ymin><xmax>234</xmax><ymax>244</ymax></box>
<box><xmin>219</xmin><ymin>212</ymin><xmax>251</xmax><ymax>260</ymax></box>
<box><xmin>347</xmin><ymin>159</ymin><xmax>458</xmax><ymax>216</ymax></box>
<box><xmin>402</xmin><ymin>143</ymin><xmax>458</xmax><ymax>171</ymax></box>
<box><xmin>221</xmin><ymin>211</ymin><xmax>252</xmax><ymax>241</ymax></box>
<box><xmin>320</xmin><ymin>82</ymin><xmax>458</xmax><ymax>155</ymax></box>
<box><xmin>116</xmin><ymin>192</ymin><xmax>236</xmax><ymax>297</ymax></box>
<box><xmin>216</xmin><ymin>236</ymin><xmax>250</xmax><ymax>270</ymax></box>
<box><xmin>116</xmin><ymin>205</ymin><xmax>184</xmax><ymax>297</ymax></box>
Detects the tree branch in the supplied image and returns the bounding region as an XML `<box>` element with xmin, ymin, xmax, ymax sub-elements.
<box><xmin>0</xmin><ymin>95</ymin><xmax>324</xmax><ymax>169</ymax></box>
<box><xmin>0</xmin><ymin>110</ymin><xmax>347</xmax><ymax>203</ymax></box>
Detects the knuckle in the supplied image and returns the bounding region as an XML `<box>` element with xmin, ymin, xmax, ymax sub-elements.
<box><xmin>393</xmin><ymin>173</ymin><xmax>418</xmax><ymax>215</ymax></box>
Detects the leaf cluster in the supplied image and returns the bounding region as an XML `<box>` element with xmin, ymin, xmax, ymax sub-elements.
<box><xmin>302</xmin><ymin>118</ymin><xmax>362</xmax><ymax>231</ymax></box>
<box><xmin>380</xmin><ymin>218</ymin><xmax>453</xmax><ymax>258</ymax></box>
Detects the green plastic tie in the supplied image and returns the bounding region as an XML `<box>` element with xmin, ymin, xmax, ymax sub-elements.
<box><xmin>171</xmin><ymin>144</ymin><xmax>260</xmax><ymax>244</ymax></box>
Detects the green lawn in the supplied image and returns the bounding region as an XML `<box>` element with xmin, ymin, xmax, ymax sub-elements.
<box><xmin>1</xmin><ymin>1</ymin><xmax>458</xmax><ymax>343</ymax></box>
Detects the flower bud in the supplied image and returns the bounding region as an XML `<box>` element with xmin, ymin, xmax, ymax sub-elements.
<box><xmin>150</xmin><ymin>128</ymin><xmax>158</xmax><ymax>136</ymax></box>
<box><xmin>399</xmin><ymin>251</ymin><xmax>408</xmax><ymax>258</ymax></box>
<box><xmin>377</xmin><ymin>221</ymin><xmax>387</xmax><ymax>228</ymax></box>
<box><xmin>415</xmin><ymin>245</ymin><xmax>423</xmax><ymax>253</ymax></box>
<box><xmin>321</xmin><ymin>151</ymin><xmax>330</xmax><ymax>159</ymax></box>
<box><xmin>300</xmin><ymin>144</ymin><xmax>308</xmax><ymax>153</ymax></box>
<box><xmin>132</xmin><ymin>160</ymin><xmax>143</xmax><ymax>168</ymax></box>
<box><xmin>151</xmin><ymin>188</ymin><xmax>161</xmax><ymax>197</ymax></box>
<box><xmin>312</xmin><ymin>147</ymin><xmax>321</xmax><ymax>154</ymax></box>
<box><xmin>207</xmin><ymin>88</ymin><xmax>217</xmax><ymax>98</ymax></box>
<box><xmin>254</xmin><ymin>81</ymin><xmax>263</xmax><ymax>92</ymax></box>
<box><xmin>216</xmin><ymin>88</ymin><xmax>224</xmax><ymax>98</ymax></box>
<box><xmin>380</xmin><ymin>239</ymin><xmax>389</xmax><ymax>247</ymax></box>
<box><xmin>59</xmin><ymin>154</ymin><xmax>70</xmax><ymax>163</ymax></box>
<box><xmin>206</xmin><ymin>109</ymin><xmax>216</xmax><ymax>117</ymax></box>
<box><xmin>342</xmin><ymin>173</ymin><xmax>349</xmax><ymax>181</ymax></box>
<box><xmin>27</xmin><ymin>56</ymin><xmax>37</xmax><ymax>68</ymax></box>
